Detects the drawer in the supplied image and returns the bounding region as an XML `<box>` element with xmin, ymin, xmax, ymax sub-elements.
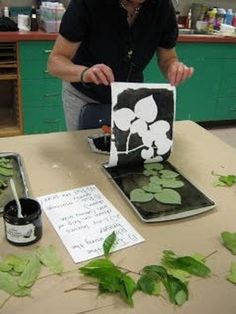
<box><xmin>177</xmin><ymin>43</ymin><xmax>224</xmax><ymax>61</ymax></box>
<box><xmin>19</xmin><ymin>41</ymin><xmax>54</xmax><ymax>61</ymax></box>
<box><xmin>215</xmin><ymin>98</ymin><xmax>236</xmax><ymax>120</ymax></box>
<box><xmin>22</xmin><ymin>79</ymin><xmax>62</xmax><ymax>107</ymax></box>
<box><xmin>20</xmin><ymin>59</ymin><xmax>52</xmax><ymax>80</ymax></box>
<box><xmin>23</xmin><ymin>106</ymin><xmax>66</xmax><ymax>134</ymax></box>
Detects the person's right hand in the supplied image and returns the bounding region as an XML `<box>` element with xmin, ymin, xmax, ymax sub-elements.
<box><xmin>82</xmin><ymin>64</ymin><xmax>114</xmax><ymax>86</ymax></box>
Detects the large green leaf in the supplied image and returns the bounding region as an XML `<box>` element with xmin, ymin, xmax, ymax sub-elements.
<box><xmin>37</xmin><ymin>245</ymin><xmax>64</xmax><ymax>274</ymax></box>
<box><xmin>221</xmin><ymin>231</ymin><xmax>236</xmax><ymax>255</ymax></box>
<box><xmin>130</xmin><ymin>188</ymin><xmax>154</xmax><ymax>203</ymax></box>
<box><xmin>161</xmin><ymin>250</ymin><xmax>211</xmax><ymax>277</ymax></box>
<box><xmin>154</xmin><ymin>189</ymin><xmax>182</xmax><ymax>204</ymax></box>
<box><xmin>118</xmin><ymin>273</ymin><xmax>137</xmax><ymax>306</ymax></box>
<box><xmin>137</xmin><ymin>273</ymin><xmax>161</xmax><ymax>295</ymax></box>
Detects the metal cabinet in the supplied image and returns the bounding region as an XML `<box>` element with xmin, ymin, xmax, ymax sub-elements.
<box><xmin>19</xmin><ymin>41</ymin><xmax>66</xmax><ymax>134</ymax></box>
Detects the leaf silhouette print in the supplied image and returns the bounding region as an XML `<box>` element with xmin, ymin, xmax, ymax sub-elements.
<box><xmin>134</xmin><ymin>95</ymin><xmax>158</xmax><ymax>123</ymax></box>
<box><xmin>113</xmin><ymin>108</ymin><xmax>135</xmax><ymax>131</ymax></box>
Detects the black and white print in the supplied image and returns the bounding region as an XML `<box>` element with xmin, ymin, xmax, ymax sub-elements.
<box><xmin>108</xmin><ymin>82</ymin><xmax>176</xmax><ymax>167</ymax></box>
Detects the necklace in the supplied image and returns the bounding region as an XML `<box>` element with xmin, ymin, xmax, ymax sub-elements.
<box><xmin>120</xmin><ymin>0</ymin><xmax>142</xmax><ymax>23</ymax></box>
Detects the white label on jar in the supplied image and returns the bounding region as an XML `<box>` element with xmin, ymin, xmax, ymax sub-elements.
<box><xmin>5</xmin><ymin>222</ymin><xmax>36</xmax><ymax>243</ymax></box>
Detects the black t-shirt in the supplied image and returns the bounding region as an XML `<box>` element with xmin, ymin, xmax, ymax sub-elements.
<box><xmin>59</xmin><ymin>0</ymin><xmax>178</xmax><ymax>104</ymax></box>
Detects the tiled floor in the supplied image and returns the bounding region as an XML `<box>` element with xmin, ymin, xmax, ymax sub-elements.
<box><xmin>205</xmin><ymin>125</ymin><xmax>236</xmax><ymax>148</ymax></box>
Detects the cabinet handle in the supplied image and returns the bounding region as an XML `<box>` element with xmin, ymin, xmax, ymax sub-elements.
<box><xmin>44</xmin><ymin>119</ymin><xmax>60</xmax><ymax>123</ymax></box>
<box><xmin>44</xmin><ymin>69</ymin><xmax>49</xmax><ymax>73</ymax></box>
<box><xmin>44</xmin><ymin>49</ymin><xmax>52</xmax><ymax>54</ymax></box>
<box><xmin>230</xmin><ymin>108</ymin><xmax>236</xmax><ymax>111</ymax></box>
<box><xmin>44</xmin><ymin>93</ymin><xmax>60</xmax><ymax>97</ymax></box>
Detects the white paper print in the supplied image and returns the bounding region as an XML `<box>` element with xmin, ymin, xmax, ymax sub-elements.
<box><xmin>108</xmin><ymin>82</ymin><xmax>176</xmax><ymax>167</ymax></box>
<box><xmin>38</xmin><ymin>185</ymin><xmax>144</xmax><ymax>263</ymax></box>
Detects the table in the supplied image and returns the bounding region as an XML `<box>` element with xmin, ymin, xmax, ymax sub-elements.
<box><xmin>1</xmin><ymin>121</ymin><xmax>236</xmax><ymax>314</ymax></box>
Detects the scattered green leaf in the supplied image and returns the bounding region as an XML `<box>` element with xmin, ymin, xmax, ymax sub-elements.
<box><xmin>80</xmin><ymin>258</ymin><xmax>136</xmax><ymax>305</ymax></box>
<box><xmin>161</xmin><ymin>250</ymin><xmax>211</xmax><ymax>277</ymax></box>
<box><xmin>37</xmin><ymin>245</ymin><xmax>64</xmax><ymax>274</ymax></box>
<box><xmin>18</xmin><ymin>255</ymin><xmax>41</xmax><ymax>288</ymax></box>
<box><xmin>0</xmin><ymin>271</ymin><xmax>31</xmax><ymax>297</ymax></box>
<box><xmin>103</xmin><ymin>231</ymin><xmax>116</xmax><ymax>257</ymax></box>
<box><xmin>137</xmin><ymin>273</ymin><xmax>161</xmax><ymax>295</ymax></box>
<box><xmin>221</xmin><ymin>231</ymin><xmax>236</xmax><ymax>255</ymax></box>
<box><xmin>227</xmin><ymin>261</ymin><xmax>236</xmax><ymax>284</ymax></box>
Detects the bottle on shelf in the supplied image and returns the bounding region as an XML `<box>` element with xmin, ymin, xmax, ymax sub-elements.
<box><xmin>224</xmin><ymin>9</ymin><xmax>233</xmax><ymax>25</ymax></box>
<box><xmin>207</xmin><ymin>7</ymin><xmax>217</xmax><ymax>33</ymax></box>
<box><xmin>30</xmin><ymin>5</ymin><xmax>39</xmax><ymax>31</ymax></box>
<box><xmin>186</xmin><ymin>9</ymin><xmax>192</xmax><ymax>29</ymax></box>
<box><xmin>4</xmin><ymin>6</ymin><xmax>9</xmax><ymax>18</ymax></box>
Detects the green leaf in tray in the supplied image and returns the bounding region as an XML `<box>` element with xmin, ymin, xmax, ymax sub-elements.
<box><xmin>159</xmin><ymin>170</ymin><xmax>180</xmax><ymax>179</ymax></box>
<box><xmin>142</xmin><ymin>182</ymin><xmax>162</xmax><ymax>193</ymax></box>
<box><xmin>154</xmin><ymin>189</ymin><xmax>182</xmax><ymax>205</ymax></box>
<box><xmin>130</xmin><ymin>188</ymin><xmax>154</xmax><ymax>203</ymax></box>
<box><xmin>144</xmin><ymin>163</ymin><xmax>164</xmax><ymax>171</ymax></box>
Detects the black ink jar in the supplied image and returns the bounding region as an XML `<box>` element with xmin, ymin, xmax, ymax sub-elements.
<box><xmin>3</xmin><ymin>198</ymin><xmax>42</xmax><ymax>246</ymax></box>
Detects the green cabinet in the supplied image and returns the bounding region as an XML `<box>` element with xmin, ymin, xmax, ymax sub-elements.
<box><xmin>144</xmin><ymin>43</ymin><xmax>236</xmax><ymax>122</ymax></box>
<box><xmin>19</xmin><ymin>41</ymin><xmax>66</xmax><ymax>134</ymax></box>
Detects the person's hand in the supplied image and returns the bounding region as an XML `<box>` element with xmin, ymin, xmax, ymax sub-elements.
<box><xmin>167</xmin><ymin>61</ymin><xmax>194</xmax><ymax>86</ymax></box>
<box><xmin>82</xmin><ymin>64</ymin><xmax>114</xmax><ymax>86</ymax></box>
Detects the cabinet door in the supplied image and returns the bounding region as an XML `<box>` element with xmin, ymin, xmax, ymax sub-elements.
<box><xmin>22</xmin><ymin>79</ymin><xmax>62</xmax><ymax>107</ymax></box>
<box><xmin>23</xmin><ymin>106</ymin><xmax>66</xmax><ymax>134</ymax></box>
<box><xmin>144</xmin><ymin>43</ymin><xmax>224</xmax><ymax>122</ymax></box>
<box><xmin>215</xmin><ymin>58</ymin><xmax>236</xmax><ymax>120</ymax></box>
<box><xmin>19</xmin><ymin>41</ymin><xmax>66</xmax><ymax>134</ymax></box>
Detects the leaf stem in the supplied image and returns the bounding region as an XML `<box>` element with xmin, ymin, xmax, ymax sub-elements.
<box><xmin>65</xmin><ymin>282</ymin><xmax>98</xmax><ymax>293</ymax></box>
<box><xmin>0</xmin><ymin>295</ymin><xmax>12</xmax><ymax>311</ymax></box>
<box><xmin>118</xmin><ymin>266</ymin><xmax>141</xmax><ymax>276</ymax></box>
<box><xmin>38</xmin><ymin>268</ymin><xmax>78</xmax><ymax>281</ymax></box>
<box><xmin>203</xmin><ymin>250</ymin><xmax>218</xmax><ymax>261</ymax></box>
<box><xmin>74</xmin><ymin>303</ymin><xmax>116</xmax><ymax>314</ymax></box>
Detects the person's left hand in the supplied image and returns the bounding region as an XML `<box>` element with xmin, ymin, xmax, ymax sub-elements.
<box><xmin>167</xmin><ymin>61</ymin><xmax>194</xmax><ymax>86</ymax></box>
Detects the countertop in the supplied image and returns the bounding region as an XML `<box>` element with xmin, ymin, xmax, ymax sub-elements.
<box><xmin>0</xmin><ymin>30</ymin><xmax>236</xmax><ymax>43</ymax></box>
<box><xmin>1</xmin><ymin>120</ymin><xmax>236</xmax><ymax>314</ymax></box>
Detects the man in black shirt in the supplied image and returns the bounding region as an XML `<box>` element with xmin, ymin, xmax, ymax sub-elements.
<box><xmin>48</xmin><ymin>0</ymin><xmax>194</xmax><ymax>130</ymax></box>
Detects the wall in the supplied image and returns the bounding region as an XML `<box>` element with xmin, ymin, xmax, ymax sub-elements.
<box><xmin>0</xmin><ymin>0</ymin><xmax>236</xmax><ymax>16</ymax></box>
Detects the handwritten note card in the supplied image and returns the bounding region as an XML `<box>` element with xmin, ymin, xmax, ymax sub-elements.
<box><xmin>38</xmin><ymin>185</ymin><xmax>144</xmax><ymax>263</ymax></box>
